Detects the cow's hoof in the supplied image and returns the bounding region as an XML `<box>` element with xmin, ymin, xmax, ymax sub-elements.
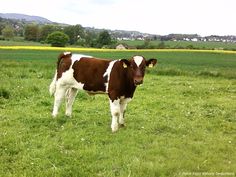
<box><xmin>111</xmin><ymin>126</ymin><xmax>119</xmax><ymax>133</ymax></box>
<box><xmin>65</xmin><ymin>113</ymin><xmax>72</xmax><ymax>117</ymax></box>
<box><xmin>112</xmin><ymin>129</ymin><xmax>118</xmax><ymax>133</ymax></box>
<box><xmin>52</xmin><ymin>114</ymin><xmax>57</xmax><ymax>118</ymax></box>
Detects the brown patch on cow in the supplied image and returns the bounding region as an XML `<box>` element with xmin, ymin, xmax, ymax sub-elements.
<box><xmin>72</xmin><ymin>58</ymin><xmax>110</xmax><ymax>92</ymax></box>
<box><xmin>56</xmin><ymin>53</ymin><xmax>72</xmax><ymax>79</ymax></box>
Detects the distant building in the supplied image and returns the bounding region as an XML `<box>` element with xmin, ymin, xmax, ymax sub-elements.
<box><xmin>184</xmin><ymin>38</ymin><xmax>190</xmax><ymax>41</ymax></box>
<box><xmin>137</xmin><ymin>37</ymin><xmax>144</xmax><ymax>40</ymax></box>
<box><xmin>116</xmin><ymin>44</ymin><xmax>127</xmax><ymax>50</ymax></box>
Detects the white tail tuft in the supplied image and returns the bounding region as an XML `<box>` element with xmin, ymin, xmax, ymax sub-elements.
<box><xmin>49</xmin><ymin>70</ymin><xmax>57</xmax><ymax>96</ymax></box>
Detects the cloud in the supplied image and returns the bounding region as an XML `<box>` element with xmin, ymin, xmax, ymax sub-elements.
<box><xmin>0</xmin><ymin>0</ymin><xmax>236</xmax><ymax>35</ymax></box>
<box><xmin>88</xmin><ymin>0</ymin><xmax>117</xmax><ymax>5</ymax></box>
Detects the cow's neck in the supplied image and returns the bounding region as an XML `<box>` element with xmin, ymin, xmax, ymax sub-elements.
<box><xmin>124</xmin><ymin>69</ymin><xmax>136</xmax><ymax>97</ymax></box>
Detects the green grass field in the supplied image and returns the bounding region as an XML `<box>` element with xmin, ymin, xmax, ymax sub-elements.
<box><xmin>0</xmin><ymin>39</ymin><xmax>50</xmax><ymax>46</ymax></box>
<box><xmin>0</xmin><ymin>49</ymin><xmax>236</xmax><ymax>177</ymax></box>
<box><xmin>121</xmin><ymin>40</ymin><xmax>236</xmax><ymax>50</ymax></box>
<box><xmin>1</xmin><ymin>39</ymin><xmax>236</xmax><ymax>50</ymax></box>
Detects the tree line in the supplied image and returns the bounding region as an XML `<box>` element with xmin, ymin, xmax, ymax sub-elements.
<box><xmin>2</xmin><ymin>18</ymin><xmax>235</xmax><ymax>50</ymax></box>
<box><xmin>0</xmin><ymin>18</ymin><xmax>116</xmax><ymax>47</ymax></box>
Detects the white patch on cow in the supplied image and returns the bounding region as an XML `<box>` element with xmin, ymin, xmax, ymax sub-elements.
<box><xmin>64</xmin><ymin>52</ymin><xmax>71</xmax><ymax>55</ymax></box>
<box><xmin>133</xmin><ymin>56</ymin><xmax>144</xmax><ymax>67</ymax></box>
<box><xmin>110</xmin><ymin>99</ymin><xmax>120</xmax><ymax>132</ymax></box>
<box><xmin>57</xmin><ymin>68</ymin><xmax>84</xmax><ymax>89</ymax></box>
<box><xmin>70</xmin><ymin>54</ymin><xmax>92</xmax><ymax>68</ymax></box>
<box><xmin>52</xmin><ymin>67</ymin><xmax>85</xmax><ymax>117</ymax></box>
<box><xmin>103</xmin><ymin>60</ymin><xmax>117</xmax><ymax>92</ymax></box>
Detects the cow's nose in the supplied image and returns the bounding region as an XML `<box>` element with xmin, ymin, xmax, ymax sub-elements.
<box><xmin>134</xmin><ymin>79</ymin><xmax>143</xmax><ymax>85</ymax></box>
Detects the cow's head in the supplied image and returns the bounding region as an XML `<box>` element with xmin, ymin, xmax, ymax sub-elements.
<box><xmin>121</xmin><ymin>56</ymin><xmax>157</xmax><ymax>86</ymax></box>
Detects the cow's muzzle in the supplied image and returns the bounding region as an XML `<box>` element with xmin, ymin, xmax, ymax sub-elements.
<box><xmin>134</xmin><ymin>78</ymin><xmax>143</xmax><ymax>86</ymax></box>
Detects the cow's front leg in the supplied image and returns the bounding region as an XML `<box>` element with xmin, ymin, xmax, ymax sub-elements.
<box><xmin>109</xmin><ymin>99</ymin><xmax>121</xmax><ymax>132</ymax></box>
<box><xmin>119</xmin><ymin>98</ymin><xmax>131</xmax><ymax>127</ymax></box>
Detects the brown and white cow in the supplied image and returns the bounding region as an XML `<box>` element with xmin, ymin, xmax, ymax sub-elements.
<box><xmin>49</xmin><ymin>52</ymin><xmax>157</xmax><ymax>132</ymax></box>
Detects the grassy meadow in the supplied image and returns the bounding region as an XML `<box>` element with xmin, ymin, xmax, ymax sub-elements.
<box><xmin>121</xmin><ymin>40</ymin><xmax>236</xmax><ymax>50</ymax></box>
<box><xmin>0</xmin><ymin>39</ymin><xmax>49</xmax><ymax>46</ymax></box>
<box><xmin>1</xmin><ymin>39</ymin><xmax>236</xmax><ymax>50</ymax></box>
<box><xmin>0</xmin><ymin>48</ymin><xmax>236</xmax><ymax>177</ymax></box>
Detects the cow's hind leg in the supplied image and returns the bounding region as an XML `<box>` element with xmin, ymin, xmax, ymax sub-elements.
<box><xmin>109</xmin><ymin>99</ymin><xmax>121</xmax><ymax>132</ymax></box>
<box><xmin>52</xmin><ymin>84</ymin><xmax>68</xmax><ymax>117</ymax></box>
<box><xmin>65</xmin><ymin>88</ymin><xmax>78</xmax><ymax>117</ymax></box>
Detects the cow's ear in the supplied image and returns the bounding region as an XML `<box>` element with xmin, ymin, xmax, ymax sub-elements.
<box><xmin>146</xmin><ymin>59</ymin><xmax>157</xmax><ymax>68</ymax></box>
<box><xmin>120</xmin><ymin>59</ymin><xmax>130</xmax><ymax>68</ymax></box>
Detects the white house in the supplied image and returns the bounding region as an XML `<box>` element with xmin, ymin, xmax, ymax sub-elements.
<box><xmin>116</xmin><ymin>44</ymin><xmax>127</xmax><ymax>50</ymax></box>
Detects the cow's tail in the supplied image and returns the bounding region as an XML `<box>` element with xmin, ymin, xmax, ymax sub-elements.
<box><xmin>49</xmin><ymin>52</ymin><xmax>72</xmax><ymax>96</ymax></box>
<box><xmin>49</xmin><ymin>70</ymin><xmax>57</xmax><ymax>96</ymax></box>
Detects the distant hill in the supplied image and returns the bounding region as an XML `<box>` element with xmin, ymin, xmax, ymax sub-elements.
<box><xmin>0</xmin><ymin>13</ymin><xmax>53</xmax><ymax>24</ymax></box>
<box><xmin>0</xmin><ymin>13</ymin><xmax>156</xmax><ymax>39</ymax></box>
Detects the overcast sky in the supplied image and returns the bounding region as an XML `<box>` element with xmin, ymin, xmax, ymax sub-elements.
<box><xmin>1</xmin><ymin>0</ymin><xmax>235</xmax><ymax>36</ymax></box>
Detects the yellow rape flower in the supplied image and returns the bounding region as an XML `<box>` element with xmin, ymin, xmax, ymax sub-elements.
<box><xmin>0</xmin><ymin>46</ymin><xmax>236</xmax><ymax>54</ymax></box>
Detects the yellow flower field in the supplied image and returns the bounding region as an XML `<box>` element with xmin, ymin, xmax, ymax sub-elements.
<box><xmin>1</xmin><ymin>45</ymin><xmax>236</xmax><ymax>54</ymax></box>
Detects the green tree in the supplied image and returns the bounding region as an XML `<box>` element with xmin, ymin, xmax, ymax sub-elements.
<box><xmin>39</xmin><ymin>25</ymin><xmax>55</xmax><ymax>42</ymax></box>
<box><xmin>46</xmin><ymin>31</ymin><xmax>69</xmax><ymax>47</ymax></box>
<box><xmin>96</xmin><ymin>30</ymin><xmax>112</xmax><ymax>48</ymax></box>
<box><xmin>137</xmin><ymin>39</ymin><xmax>155</xmax><ymax>49</ymax></box>
<box><xmin>2</xmin><ymin>25</ymin><xmax>14</xmax><ymax>40</ymax></box>
<box><xmin>186</xmin><ymin>44</ymin><xmax>194</xmax><ymax>49</ymax></box>
<box><xmin>144</xmin><ymin>39</ymin><xmax>151</xmax><ymax>48</ymax></box>
<box><xmin>64</xmin><ymin>24</ymin><xmax>85</xmax><ymax>45</ymax></box>
<box><xmin>24</xmin><ymin>24</ymin><xmax>39</xmax><ymax>41</ymax></box>
<box><xmin>0</xmin><ymin>23</ymin><xmax>6</xmax><ymax>35</ymax></box>
<box><xmin>84</xmin><ymin>30</ymin><xmax>98</xmax><ymax>47</ymax></box>
<box><xmin>157</xmin><ymin>41</ymin><xmax>166</xmax><ymax>49</ymax></box>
